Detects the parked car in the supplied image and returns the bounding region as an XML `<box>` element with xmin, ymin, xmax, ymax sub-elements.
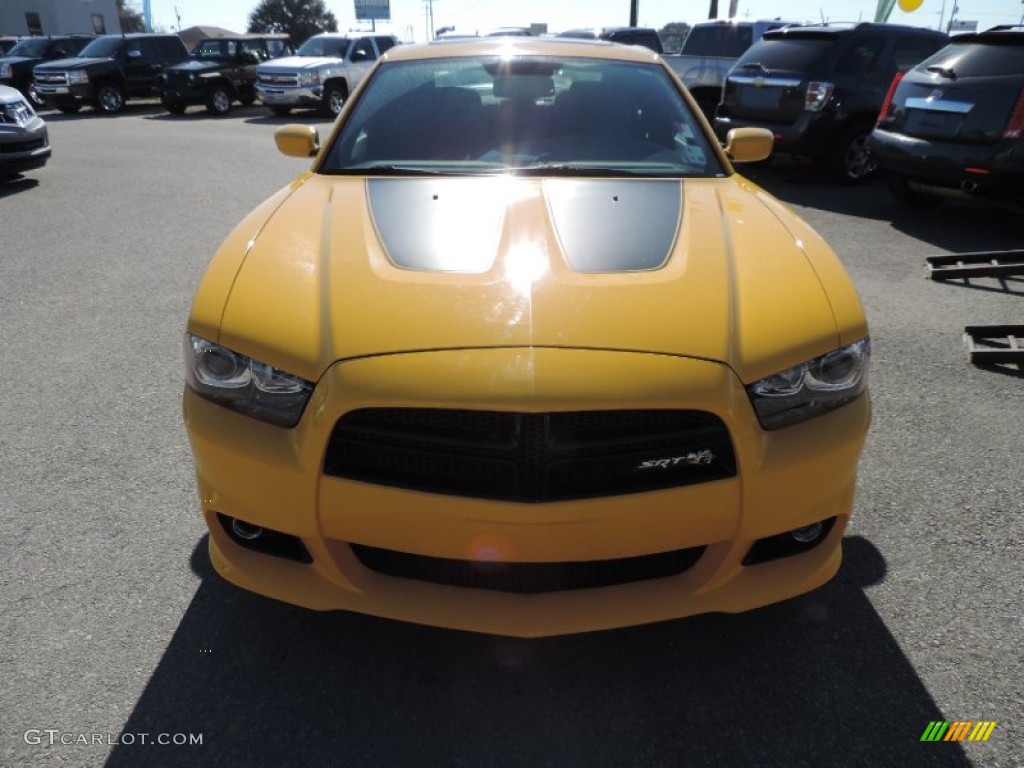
<box><xmin>0</xmin><ymin>84</ymin><xmax>49</xmax><ymax>179</ymax></box>
<box><xmin>662</xmin><ymin>20</ymin><xmax>798</xmax><ymax>119</ymax></box>
<box><xmin>0</xmin><ymin>37</ymin><xmax>20</xmax><ymax>57</ymax></box>
<box><xmin>159</xmin><ymin>34</ymin><xmax>291</xmax><ymax>115</ymax></box>
<box><xmin>870</xmin><ymin>25</ymin><xmax>1024</xmax><ymax>209</ymax></box>
<box><xmin>0</xmin><ymin>35</ymin><xmax>94</xmax><ymax>108</ymax></box>
<box><xmin>32</xmin><ymin>33</ymin><xmax>189</xmax><ymax>114</ymax></box>
<box><xmin>254</xmin><ymin>33</ymin><xmax>399</xmax><ymax>117</ymax></box>
<box><xmin>557</xmin><ymin>27</ymin><xmax>664</xmax><ymax>53</ymax></box>
<box><xmin>714</xmin><ymin>22</ymin><xmax>948</xmax><ymax>182</ymax></box>
<box><xmin>183</xmin><ymin>38</ymin><xmax>871</xmax><ymax>637</ymax></box>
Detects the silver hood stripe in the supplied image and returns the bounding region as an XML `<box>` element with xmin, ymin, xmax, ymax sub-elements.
<box><xmin>367</xmin><ymin>177</ymin><xmax>682</xmax><ymax>274</ymax></box>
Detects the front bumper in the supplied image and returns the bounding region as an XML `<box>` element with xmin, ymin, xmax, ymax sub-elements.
<box><xmin>869</xmin><ymin>128</ymin><xmax>1024</xmax><ymax>197</ymax></box>
<box><xmin>184</xmin><ymin>347</ymin><xmax>870</xmax><ymax>637</ymax></box>
<box><xmin>255</xmin><ymin>83</ymin><xmax>322</xmax><ymax>108</ymax></box>
<box><xmin>0</xmin><ymin>119</ymin><xmax>50</xmax><ymax>175</ymax></box>
<box><xmin>33</xmin><ymin>81</ymin><xmax>91</xmax><ymax>106</ymax></box>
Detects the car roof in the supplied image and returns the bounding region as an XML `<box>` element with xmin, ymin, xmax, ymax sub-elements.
<box><xmin>384</xmin><ymin>37</ymin><xmax>662</xmax><ymax>63</ymax></box>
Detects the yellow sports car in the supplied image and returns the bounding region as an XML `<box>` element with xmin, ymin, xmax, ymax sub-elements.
<box><xmin>183</xmin><ymin>38</ymin><xmax>870</xmax><ymax>637</ymax></box>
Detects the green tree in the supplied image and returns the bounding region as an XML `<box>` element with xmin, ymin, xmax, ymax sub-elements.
<box><xmin>658</xmin><ymin>22</ymin><xmax>692</xmax><ymax>53</ymax></box>
<box><xmin>117</xmin><ymin>0</ymin><xmax>146</xmax><ymax>33</ymax></box>
<box><xmin>247</xmin><ymin>0</ymin><xmax>338</xmax><ymax>46</ymax></box>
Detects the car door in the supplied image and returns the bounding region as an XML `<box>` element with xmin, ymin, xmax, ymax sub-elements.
<box><xmin>122</xmin><ymin>38</ymin><xmax>161</xmax><ymax>95</ymax></box>
<box><xmin>347</xmin><ymin>37</ymin><xmax>378</xmax><ymax>89</ymax></box>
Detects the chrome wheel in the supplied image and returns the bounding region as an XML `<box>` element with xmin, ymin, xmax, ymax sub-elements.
<box><xmin>843</xmin><ymin>132</ymin><xmax>875</xmax><ymax>181</ymax></box>
<box><xmin>96</xmin><ymin>84</ymin><xmax>125</xmax><ymax>114</ymax></box>
<box><xmin>323</xmin><ymin>85</ymin><xmax>346</xmax><ymax>117</ymax></box>
<box><xmin>207</xmin><ymin>86</ymin><xmax>231</xmax><ymax>115</ymax></box>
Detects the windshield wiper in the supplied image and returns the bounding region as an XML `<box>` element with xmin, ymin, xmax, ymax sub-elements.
<box><xmin>926</xmin><ymin>65</ymin><xmax>957</xmax><ymax>79</ymax></box>
<box><xmin>324</xmin><ymin>164</ymin><xmax>462</xmax><ymax>176</ymax></box>
<box><xmin>510</xmin><ymin>164</ymin><xmax>653</xmax><ymax>177</ymax></box>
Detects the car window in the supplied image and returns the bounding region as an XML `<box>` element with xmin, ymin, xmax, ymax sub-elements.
<box><xmin>137</xmin><ymin>38</ymin><xmax>162</xmax><ymax>61</ymax></box>
<box><xmin>239</xmin><ymin>40</ymin><xmax>266</xmax><ymax>60</ymax></box>
<box><xmin>53</xmin><ymin>39</ymin><xmax>82</xmax><ymax>58</ymax></box>
<box><xmin>266</xmin><ymin>39</ymin><xmax>289</xmax><ymax>58</ymax></box>
<box><xmin>297</xmin><ymin>36</ymin><xmax>350</xmax><ymax>57</ymax></box>
<box><xmin>892</xmin><ymin>35</ymin><xmax>941</xmax><ymax>72</ymax></box>
<box><xmin>8</xmin><ymin>38</ymin><xmax>49</xmax><ymax>57</ymax></box>
<box><xmin>158</xmin><ymin>37</ymin><xmax>185</xmax><ymax>59</ymax></box>
<box><xmin>917</xmin><ymin>39</ymin><xmax>1024</xmax><ymax>77</ymax></box>
<box><xmin>375</xmin><ymin>37</ymin><xmax>396</xmax><ymax>54</ymax></box>
<box><xmin>321</xmin><ymin>55</ymin><xmax>723</xmax><ymax>178</ymax></box>
<box><xmin>682</xmin><ymin>26</ymin><xmax>754</xmax><ymax>57</ymax></box>
<box><xmin>79</xmin><ymin>36</ymin><xmax>123</xmax><ymax>58</ymax></box>
<box><xmin>196</xmin><ymin>39</ymin><xmax>236</xmax><ymax>58</ymax></box>
<box><xmin>835</xmin><ymin>35</ymin><xmax>886</xmax><ymax>75</ymax></box>
<box><xmin>352</xmin><ymin>39</ymin><xmax>377</xmax><ymax>62</ymax></box>
<box><xmin>733</xmin><ymin>37</ymin><xmax>834</xmax><ymax>71</ymax></box>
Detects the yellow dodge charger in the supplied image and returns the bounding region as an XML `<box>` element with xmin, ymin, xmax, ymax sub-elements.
<box><xmin>183</xmin><ymin>38</ymin><xmax>870</xmax><ymax>637</ymax></box>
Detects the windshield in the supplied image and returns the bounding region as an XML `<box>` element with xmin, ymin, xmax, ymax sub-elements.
<box><xmin>321</xmin><ymin>55</ymin><xmax>723</xmax><ymax>178</ymax></box>
<box><xmin>194</xmin><ymin>39</ymin><xmax>237</xmax><ymax>58</ymax></box>
<box><xmin>297</xmin><ymin>36</ymin><xmax>350</xmax><ymax>57</ymax></box>
<box><xmin>78</xmin><ymin>37</ymin><xmax>123</xmax><ymax>58</ymax></box>
<box><xmin>8</xmin><ymin>38</ymin><xmax>49</xmax><ymax>57</ymax></box>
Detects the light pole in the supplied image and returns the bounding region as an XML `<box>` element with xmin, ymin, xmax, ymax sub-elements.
<box><xmin>630</xmin><ymin>0</ymin><xmax>638</xmax><ymax>26</ymax></box>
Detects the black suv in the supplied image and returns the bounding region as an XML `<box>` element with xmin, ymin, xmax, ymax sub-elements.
<box><xmin>159</xmin><ymin>35</ymin><xmax>291</xmax><ymax>115</ymax></box>
<box><xmin>0</xmin><ymin>35</ymin><xmax>94</xmax><ymax>107</ymax></box>
<box><xmin>32</xmin><ymin>33</ymin><xmax>189</xmax><ymax>114</ymax></box>
<box><xmin>870</xmin><ymin>26</ymin><xmax>1024</xmax><ymax>209</ymax></box>
<box><xmin>714</xmin><ymin>23</ymin><xmax>947</xmax><ymax>182</ymax></box>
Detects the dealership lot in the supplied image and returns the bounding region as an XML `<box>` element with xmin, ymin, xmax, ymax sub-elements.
<box><xmin>1</xmin><ymin>106</ymin><xmax>1021</xmax><ymax>767</ymax></box>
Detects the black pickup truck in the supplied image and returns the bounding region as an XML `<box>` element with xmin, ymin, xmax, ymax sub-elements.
<box><xmin>32</xmin><ymin>33</ymin><xmax>189</xmax><ymax>114</ymax></box>
<box><xmin>159</xmin><ymin>34</ymin><xmax>291</xmax><ymax>116</ymax></box>
<box><xmin>0</xmin><ymin>35</ymin><xmax>94</xmax><ymax>107</ymax></box>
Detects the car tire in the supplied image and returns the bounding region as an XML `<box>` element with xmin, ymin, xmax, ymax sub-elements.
<box><xmin>57</xmin><ymin>104</ymin><xmax>82</xmax><ymax>114</ymax></box>
<box><xmin>830</xmin><ymin>124</ymin><xmax>876</xmax><ymax>185</ymax></box>
<box><xmin>887</xmin><ymin>174</ymin><xmax>942</xmax><ymax>208</ymax></box>
<box><xmin>164</xmin><ymin>102</ymin><xmax>187</xmax><ymax>115</ymax></box>
<box><xmin>205</xmin><ymin>85</ymin><xmax>232</xmax><ymax>116</ymax></box>
<box><xmin>321</xmin><ymin>83</ymin><xmax>347</xmax><ymax>118</ymax></box>
<box><xmin>94</xmin><ymin>82</ymin><xmax>126</xmax><ymax>114</ymax></box>
<box><xmin>270</xmin><ymin>106</ymin><xmax>291</xmax><ymax>116</ymax></box>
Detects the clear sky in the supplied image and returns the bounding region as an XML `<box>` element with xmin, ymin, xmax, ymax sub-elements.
<box><xmin>147</xmin><ymin>0</ymin><xmax>1024</xmax><ymax>43</ymax></box>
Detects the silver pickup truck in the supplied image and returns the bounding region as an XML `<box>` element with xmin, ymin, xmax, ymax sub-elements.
<box><xmin>664</xmin><ymin>20</ymin><xmax>795</xmax><ymax>118</ymax></box>
<box><xmin>255</xmin><ymin>33</ymin><xmax>398</xmax><ymax>117</ymax></box>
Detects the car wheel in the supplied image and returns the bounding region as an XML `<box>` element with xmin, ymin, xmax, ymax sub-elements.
<box><xmin>887</xmin><ymin>174</ymin><xmax>942</xmax><ymax>208</ymax></box>
<box><xmin>270</xmin><ymin>106</ymin><xmax>291</xmax><ymax>116</ymax></box>
<box><xmin>57</xmin><ymin>104</ymin><xmax>82</xmax><ymax>114</ymax></box>
<box><xmin>321</xmin><ymin>83</ymin><xmax>347</xmax><ymax>117</ymax></box>
<box><xmin>205</xmin><ymin>85</ymin><xmax>232</xmax><ymax>116</ymax></box>
<box><xmin>95</xmin><ymin>82</ymin><xmax>126</xmax><ymax>114</ymax></box>
<box><xmin>831</xmin><ymin>124</ymin><xmax>876</xmax><ymax>184</ymax></box>
<box><xmin>164</xmin><ymin>102</ymin><xmax>187</xmax><ymax>115</ymax></box>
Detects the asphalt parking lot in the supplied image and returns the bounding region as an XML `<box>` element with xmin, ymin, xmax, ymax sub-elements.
<box><xmin>1</xmin><ymin>103</ymin><xmax>1021</xmax><ymax>768</ymax></box>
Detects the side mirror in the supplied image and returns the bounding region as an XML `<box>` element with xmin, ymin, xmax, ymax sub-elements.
<box><xmin>275</xmin><ymin>124</ymin><xmax>320</xmax><ymax>158</ymax></box>
<box><xmin>350</xmin><ymin>49</ymin><xmax>368</xmax><ymax>62</ymax></box>
<box><xmin>723</xmin><ymin>127</ymin><xmax>773</xmax><ymax>164</ymax></box>
<box><xmin>126</xmin><ymin>49</ymin><xmax>142</xmax><ymax>59</ymax></box>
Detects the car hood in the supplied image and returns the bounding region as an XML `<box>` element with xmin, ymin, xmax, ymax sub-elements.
<box><xmin>35</xmin><ymin>57</ymin><xmax>110</xmax><ymax>71</ymax></box>
<box><xmin>258</xmin><ymin>56</ymin><xmax>343</xmax><ymax>71</ymax></box>
<box><xmin>201</xmin><ymin>174</ymin><xmax>866</xmax><ymax>384</ymax></box>
<box><xmin>0</xmin><ymin>56</ymin><xmax>41</xmax><ymax>68</ymax></box>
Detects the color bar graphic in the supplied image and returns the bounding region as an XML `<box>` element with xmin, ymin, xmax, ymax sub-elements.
<box><xmin>921</xmin><ymin>721</ymin><xmax>997</xmax><ymax>742</ymax></box>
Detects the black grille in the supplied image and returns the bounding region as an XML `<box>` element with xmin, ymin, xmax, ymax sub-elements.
<box><xmin>324</xmin><ymin>408</ymin><xmax>736</xmax><ymax>502</ymax></box>
<box><xmin>351</xmin><ymin>543</ymin><xmax>706</xmax><ymax>594</ymax></box>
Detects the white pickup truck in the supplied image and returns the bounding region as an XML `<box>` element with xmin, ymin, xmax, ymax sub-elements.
<box><xmin>663</xmin><ymin>20</ymin><xmax>796</xmax><ymax>118</ymax></box>
<box><xmin>255</xmin><ymin>33</ymin><xmax>398</xmax><ymax>117</ymax></box>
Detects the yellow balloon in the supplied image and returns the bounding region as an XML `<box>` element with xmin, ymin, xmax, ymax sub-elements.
<box><xmin>898</xmin><ymin>0</ymin><xmax>924</xmax><ymax>11</ymax></box>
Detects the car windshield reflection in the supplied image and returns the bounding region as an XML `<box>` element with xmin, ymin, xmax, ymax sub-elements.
<box><xmin>321</xmin><ymin>56</ymin><xmax>723</xmax><ymax>178</ymax></box>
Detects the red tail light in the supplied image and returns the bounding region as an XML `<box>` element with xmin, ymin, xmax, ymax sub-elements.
<box><xmin>876</xmin><ymin>72</ymin><xmax>904</xmax><ymax>126</ymax></box>
<box><xmin>1003</xmin><ymin>87</ymin><xmax>1024</xmax><ymax>139</ymax></box>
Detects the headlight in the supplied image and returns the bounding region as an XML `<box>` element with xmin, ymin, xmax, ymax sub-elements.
<box><xmin>298</xmin><ymin>70</ymin><xmax>320</xmax><ymax>86</ymax></box>
<box><xmin>746</xmin><ymin>338</ymin><xmax>869</xmax><ymax>430</ymax></box>
<box><xmin>67</xmin><ymin>70</ymin><xmax>89</xmax><ymax>84</ymax></box>
<box><xmin>184</xmin><ymin>334</ymin><xmax>313</xmax><ymax>427</ymax></box>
